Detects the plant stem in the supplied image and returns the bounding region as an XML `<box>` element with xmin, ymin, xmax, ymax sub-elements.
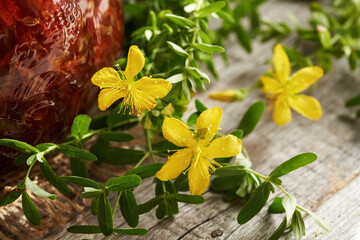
<box><xmin>135</xmin><ymin>152</ymin><xmax>150</xmax><ymax>168</ymax></box>
<box><xmin>145</xmin><ymin>129</ymin><xmax>157</xmax><ymax>163</ymax></box>
<box><xmin>112</xmin><ymin>233</ymin><xmax>121</xmax><ymax>240</ymax></box>
<box><xmin>112</xmin><ymin>191</ymin><xmax>122</xmax><ymax>218</ymax></box>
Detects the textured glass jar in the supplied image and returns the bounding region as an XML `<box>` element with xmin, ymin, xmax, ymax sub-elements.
<box><xmin>0</xmin><ymin>0</ymin><xmax>124</xmax><ymax>168</ymax></box>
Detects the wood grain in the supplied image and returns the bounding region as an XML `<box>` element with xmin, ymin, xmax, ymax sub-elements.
<box><xmin>1</xmin><ymin>0</ymin><xmax>360</xmax><ymax>239</ymax></box>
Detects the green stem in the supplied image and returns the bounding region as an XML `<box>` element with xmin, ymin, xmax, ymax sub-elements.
<box><xmin>145</xmin><ymin>129</ymin><xmax>157</xmax><ymax>163</ymax></box>
<box><xmin>25</xmin><ymin>159</ymin><xmax>37</xmax><ymax>179</ymax></box>
<box><xmin>162</xmin><ymin>181</ymin><xmax>167</xmax><ymax>194</ymax></box>
<box><xmin>135</xmin><ymin>152</ymin><xmax>150</xmax><ymax>168</ymax></box>
<box><xmin>112</xmin><ymin>191</ymin><xmax>122</xmax><ymax>219</ymax></box>
<box><xmin>112</xmin><ymin>233</ymin><xmax>121</xmax><ymax>240</ymax></box>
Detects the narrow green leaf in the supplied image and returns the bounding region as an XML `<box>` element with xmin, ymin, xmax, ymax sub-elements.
<box><xmin>91</xmin><ymin>196</ymin><xmax>99</xmax><ymax>216</ymax></box>
<box><xmin>113</xmin><ymin>228</ymin><xmax>148</xmax><ymax>235</ymax></box>
<box><xmin>58</xmin><ymin>145</ymin><xmax>97</xmax><ymax>161</ymax></box>
<box><xmin>167</xmin><ymin>41</ymin><xmax>188</xmax><ymax>56</ymax></box>
<box><xmin>0</xmin><ymin>190</ymin><xmax>22</xmax><ymax>206</ymax></box>
<box><xmin>98</xmin><ymin>131</ymin><xmax>134</xmax><ymax>142</ymax></box>
<box><xmin>133</xmin><ymin>195</ymin><xmax>165</xmax><ymax>214</ymax></box>
<box><xmin>235</xmin><ymin>24</ymin><xmax>252</xmax><ymax>53</ymax></box>
<box><xmin>167</xmin><ymin>73</ymin><xmax>184</xmax><ymax>83</ymax></box>
<box><xmin>25</xmin><ymin>177</ymin><xmax>57</xmax><ymax>200</ymax></box>
<box><xmin>211</xmin><ymin>175</ymin><xmax>242</xmax><ymax>191</ymax></box>
<box><xmin>193</xmin><ymin>43</ymin><xmax>225</xmax><ymax>53</ymax></box>
<box><xmin>22</xmin><ymin>191</ymin><xmax>41</xmax><ymax>226</ymax></box>
<box><xmin>300</xmin><ymin>207</ymin><xmax>331</xmax><ymax>232</ymax></box>
<box><xmin>80</xmin><ymin>187</ymin><xmax>102</xmax><ymax>198</ymax></box>
<box><xmin>238</xmin><ymin>101</ymin><xmax>265</xmax><ymax>137</ymax></box>
<box><xmin>269</xmin><ymin>217</ymin><xmax>287</xmax><ymax>240</ymax></box>
<box><xmin>35</xmin><ymin>143</ymin><xmax>57</xmax><ymax>152</ymax></box>
<box><xmin>164</xmin><ymin>14</ymin><xmax>196</xmax><ymax>27</ymax></box>
<box><xmin>269</xmin><ymin>153</ymin><xmax>317</xmax><ymax>178</ymax></box>
<box><xmin>39</xmin><ymin>158</ymin><xmax>70</xmax><ymax>195</ymax></box>
<box><xmin>237</xmin><ymin>182</ymin><xmax>271</xmax><ymax>224</ymax></box>
<box><xmin>346</xmin><ymin>93</ymin><xmax>360</xmax><ymax>107</ymax></box>
<box><xmin>67</xmin><ymin>225</ymin><xmax>101</xmax><ymax>234</ymax></box>
<box><xmin>26</xmin><ymin>154</ymin><xmax>37</xmax><ymax>166</ymax></box>
<box><xmin>268</xmin><ymin>197</ymin><xmax>285</xmax><ymax>214</ymax></box>
<box><xmin>0</xmin><ymin>139</ymin><xmax>39</xmax><ymax>154</ymax></box>
<box><xmin>194</xmin><ymin>2</ymin><xmax>225</xmax><ymax>18</ymax></box>
<box><xmin>231</xmin><ymin>129</ymin><xmax>243</xmax><ymax>139</ymax></box>
<box><xmin>125</xmin><ymin>163</ymin><xmax>163</xmax><ymax>179</ymax></box>
<box><xmin>292</xmin><ymin>210</ymin><xmax>305</xmax><ymax>240</ymax></box>
<box><xmin>187</xmin><ymin>67</ymin><xmax>210</xmax><ymax>83</ymax></box>
<box><xmin>14</xmin><ymin>153</ymin><xmax>30</xmax><ymax>166</ymax></box>
<box><xmin>71</xmin><ymin>114</ymin><xmax>91</xmax><ymax>139</ymax></box>
<box><xmin>213</xmin><ymin>165</ymin><xmax>244</xmax><ymax>176</ymax></box>
<box><xmin>283</xmin><ymin>194</ymin><xmax>297</xmax><ymax>221</ymax></box>
<box><xmin>216</xmin><ymin>9</ymin><xmax>236</xmax><ymax>24</ymax></box>
<box><xmin>156</xmin><ymin>202</ymin><xmax>167</xmax><ymax>219</ymax></box>
<box><xmin>90</xmin><ymin>145</ymin><xmax>145</xmax><ymax>165</ymax></box>
<box><xmin>60</xmin><ymin>176</ymin><xmax>103</xmax><ymax>189</ymax></box>
<box><xmin>70</xmin><ymin>157</ymin><xmax>88</xmax><ymax>178</ymax></box>
<box><xmin>195</xmin><ymin>99</ymin><xmax>208</xmax><ymax>112</ymax></box>
<box><xmin>98</xmin><ymin>194</ymin><xmax>113</xmax><ymax>236</ymax></box>
<box><xmin>106</xmin><ymin>175</ymin><xmax>142</xmax><ymax>191</ymax></box>
<box><xmin>172</xmin><ymin>193</ymin><xmax>205</xmax><ymax>204</ymax></box>
<box><xmin>120</xmin><ymin>190</ymin><xmax>139</xmax><ymax>227</ymax></box>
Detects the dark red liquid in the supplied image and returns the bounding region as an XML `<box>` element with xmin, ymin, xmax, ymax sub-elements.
<box><xmin>0</xmin><ymin>0</ymin><xmax>124</xmax><ymax>167</ymax></box>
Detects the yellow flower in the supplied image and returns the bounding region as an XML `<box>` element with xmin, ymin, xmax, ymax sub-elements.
<box><xmin>156</xmin><ymin>107</ymin><xmax>242</xmax><ymax>195</ymax></box>
<box><xmin>91</xmin><ymin>45</ymin><xmax>172</xmax><ymax>114</ymax></box>
<box><xmin>260</xmin><ymin>44</ymin><xmax>324</xmax><ymax>126</ymax></box>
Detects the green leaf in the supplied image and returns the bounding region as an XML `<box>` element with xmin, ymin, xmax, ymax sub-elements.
<box><xmin>213</xmin><ymin>165</ymin><xmax>244</xmax><ymax>176</ymax></box>
<box><xmin>60</xmin><ymin>176</ymin><xmax>103</xmax><ymax>189</ymax></box>
<box><xmin>90</xmin><ymin>145</ymin><xmax>145</xmax><ymax>165</ymax></box>
<box><xmin>195</xmin><ymin>99</ymin><xmax>208</xmax><ymax>112</ymax></box>
<box><xmin>70</xmin><ymin>157</ymin><xmax>88</xmax><ymax>178</ymax></box>
<box><xmin>25</xmin><ymin>177</ymin><xmax>57</xmax><ymax>200</ymax></box>
<box><xmin>269</xmin><ymin>217</ymin><xmax>287</xmax><ymax>240</ymax></box>
<box><xmin>14</xmin><ymin>153</ymin><xmax>30</xmax><ymax>166</ymax></box>
<box><xmin>193</xmin><ymin>43</ymin><xmax>225</xmax><ymax>53</ymax></box>
<box><xmin>67</xmin><ymin>225</ymin><xmax>101</xmax><ymax>234</ymax></box>
<box><xmin>98</xmin><ymin>131</ymin><xmax>134</xmax><ymax>142</ymax></box>
<box><xmin>216</xmin><ymin>10</ymin><xmax>236</xmax><ymax>24</ymax></box>
<box><xmin>106</xmin><ymin>175</ymin><xmax>142</xmax><ymax>191</ymax></box>
<box><xmin>120</xmin><ymin>190</ymin><xmax>139</xmax><ymax>227</ymax></box>
<box><xmin>80</xmin><ymin>187</ymin><xmax>102</xmax><ymax>198</ymax></box>
<box><xmin>292</xmin><ymin>210</ymin><xmax>305</xmax><ymax>240</ymax></box>
<box><xmin>187</xmin><ymin>67</ymin><xmax>210</xmax><ymax>83</ymax></box>
<box><xmin>98</xmin><ymin>193</ymin><xmax>113</xmax><ymax>236</ymax></box>
<box><xmin>172</xmin><ymin>193</ymin><xmax>205</xmax><ymax>204</ymax></box>
<box><xmin>91</xmin><ymin>196</ymin><xmax>99</xmax><ymax>216</ymax></box>
<box><xmin>346</xmin><ymin>93</ymin><xmax>360</xmax><ymax>107</ymax></box>
<box><xmin>22</xmin><ymin>191</ymin><xmax>41</xmax><ymax>226</ymax></box>
<box><xmin>164</xmin><ymin>14</ymin><xmax>196</xmax><ymax>28</ymax></box>
<box><xmin>269</xmin><ymin>153</ymin><xmax>317</xmax><ymax>178</ymax></box>
<box><xmin>238</xmin><ymin>101</ymin><xmax>265</xmax><ymax>137</ymax></box>
<box><xmin>39</xmin><ymin>158</ymin><xmax>70</xmax><ymax>195</ymax></box>
<box><xmin>194</xmin><ymin>2</ymin><xmax>225</xmax><ymax>18</ymax></box>
<box><xmin>125</xmin><ymin>163</ymin><xmax>163</xmax><ymax>179</ymax></box>
<box><xmin>300</xmin><ymin>207</ymin><xmax>331</xmax><ymax>232</ymax></box>
<box><xmin>235</xmin><ymin>24</ymin><xmax>252</xmax><ymax>53</ymax></box>
<box><xmin>237</xmin><ymin>182</ymin><xmax>271</xmax><ymax>224</ymax></box>
<box><xmin>133</xmin><ymin>195</ymin><xmax>165</xmax><ymax>214</ymax></box>
<box><xmin>211</xmin><ymin>175</ymin><xmax>242</xmax><ymax>191</ymax></box>
<box><xmin>0</xmin><ymin>139</ymin><xmax>39</xmax><ymax>154</ymax></box>
<box><xmin>71</xmin><ymin>114</ymin><xmax>91</xmax><ymax>139</ymax></box>
<box><xmin>0</xmin><ymin>190</ymin><xmax>22</xmax><ymax>206</ymax></box>
<box><xmin>26</xmin><ymin>154</ymin><xmax>37</xmax><ymax>166</ymax></box>
<box><xmin>231</xmin><ymin>129</ymin><xmax>243</xmax><ymax>139</ymax></box>
<box><xmin>58</xmin><ymin>145</ymin><xmax>97</xmax><ymax>161</ymax></box>
<box><xmin>113</xmin><ymin>228</ymin><xmax>148</xmax><ymax>236</ymax></box>
<box><xmin>167</xmin><ymin>41</ymin><xmax>188</xmax><ymax>56</ymax></box>
<box><xmin>35</xmin><ymin>143</ymin><xmax>57</xmax><ymax>152</ymax></box>
<box><xmin>268</xmin><ymin>197</ymin><xmax>285</xmax><ymax>214</ymax></box>
<box><xmin>167</xmin><ymin>73</ymin><xmax>184</xmax><ymax>84</ymax></box>
<box><xmin>283</xmin><ymin>194</ymin><xmax>297</xmax><ymax>221</ymax></box>
<box><xmin>156</xmin><ymin>202</ymin><xmax>167</xmax><ymax>219</ymax></box>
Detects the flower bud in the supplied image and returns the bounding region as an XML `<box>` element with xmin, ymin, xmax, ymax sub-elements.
<box><xmin>209</xmin><ymin>88</ymin><xmax>249</xmax><ymax>102</ymax></box>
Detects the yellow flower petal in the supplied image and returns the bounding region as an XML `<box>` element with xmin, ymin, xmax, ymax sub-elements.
<box><xmin>202</xmin><ymin>135</ymin><xmax>242</xmax><ymax>158</ymax></box>
<box><xmin>133</xmin><ymin>77</ymin><xmax>172</xmax><ymax>99</ymax></box>
<box><xmin>131</xmin><ymin>89</ymin><xmax>157</xmax><ymax>112</ymax></box>
<box><xmin>273</xmin><ymin>94</ymin><xmax>292</xmax><ymax>126</ymax></box>
<box><xmin>289</xmin><ymin>66</ymin><xmax>323</xmax><ymax>93</ymax></box>
<box><xmin>289</xmin><ymin>94</ymin><xmax>322</xmax><ymax>120</ymax></box>
<box><xmin>188</xmin><ymin>155</ymin><xmax>210</xmax><ymax>195</ymax></box>
<box><xmin>273</xmin><ymin>44</ymin><xmax>291</xmax><ymax>84</ymax></box>
<box><xmin>98</xmin><ymin>88</ymin><xmax>126</xmax><ymax>111</ymax></box>
<box><xmin>162</xmin><ymin>117</ymin><xmax>196</xmax><ymax>147</ymax></box>
<box><xmin>91</xmin><ymin>67</ymin><xmax>123</xmax><ymax>88</ymax></box>
<box><xmin>124</xmin><ymin>45</ymin><xmax>145</xmax><ymax>81</ymax></box>
<box><xmin>259</xmin><ymin>76</ymin><xmax>283</xmax><ymax>94</ymax></box>
<box><xmin>196</xmin><ymin>107</ymin><xmax>222</xmax><ymax>144</ymax></box>
<box><xmin>156</xmin><ymin>148</ymin><xmax>192</xmax><ymax>181</ymax></box>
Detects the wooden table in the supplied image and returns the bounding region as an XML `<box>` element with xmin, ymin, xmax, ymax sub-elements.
<box><xmin>1</xmin><ymin>0</ymin><xmax>359</xmax><ymax>239</ymax></box>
